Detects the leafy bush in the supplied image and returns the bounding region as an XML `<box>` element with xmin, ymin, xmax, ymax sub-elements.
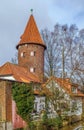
<box><xmin>42</xmin><ymin>112</ymin><xmax>62</xmax><ymax>129</ymax></box>
<box><xmin>42</xmin><ymin>111</ymin><xmax>48</xmax><ymax>125</ymax></box>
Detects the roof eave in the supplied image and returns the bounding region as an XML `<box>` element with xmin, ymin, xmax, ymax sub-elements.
<box><xmin>16</xmin><ymin>42</ymin><xmax>46</xmax><ymax>50</ymax></box>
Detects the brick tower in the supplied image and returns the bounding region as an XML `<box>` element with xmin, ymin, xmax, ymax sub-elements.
<box><xmin>16</xmin><ymin>14</ymin><xmax>46</xmax><ymax>82</ymax></box>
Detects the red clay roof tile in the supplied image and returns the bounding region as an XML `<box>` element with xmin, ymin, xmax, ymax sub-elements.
<box><xmin>0</xmin><ymin>62</ymin><xmax>40</xmax><ymax>83</ymax></box>
<box><xmin>16</xmin><ymin>15</ymin><xmax>46</xmax><ymax>49</ymax></box>
<box><xmin>42</xmin><ymin>76</ymin><xmax>84</xmax><ymax>97</ymax></box>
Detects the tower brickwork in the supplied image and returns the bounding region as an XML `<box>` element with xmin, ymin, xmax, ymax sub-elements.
<box><xmin>16</xmin><ymin>14</ymin><xmax>46</xmax><ymax>82</ymax></box>
<box><xmin>18</xmin><ymin>44</ymin><xmax>45</xmax><ymax>80</ymax></box>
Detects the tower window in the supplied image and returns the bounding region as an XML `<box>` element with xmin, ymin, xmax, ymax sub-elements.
<box><xmin>21</xmin><ymin>52</ymin><xmax>26</xmax><ymax>57</ymax></box>
<box><xmin>30</xmin><ymin>67</ymin><xmax>35</xmax><ymax>73</ymax></box>
<box><xmin>25</xmin><ymin>44</ymin><xmax>27</xmax><ymax>47</ymax></box>
<box><xmin>30</xmin><ymin>51</ymin><xmax>35</xmax><ymax>56</ymax></box>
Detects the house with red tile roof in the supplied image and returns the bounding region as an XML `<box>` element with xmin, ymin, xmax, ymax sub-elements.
<box><xmin>0</xmin><ymin>12</ymin><xmax>84</xmax><ymax>129</ymax></box>
<box><xmin>42</xmin><ymin>76</ymin><xmax>84</xmax><ymax>122</ymax></box>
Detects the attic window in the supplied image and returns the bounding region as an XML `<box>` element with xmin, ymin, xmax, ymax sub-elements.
<box><xmin>21</xmin><ymin>52</ymin><xmax>26</xmax><ymax>57</ymax></box>
<box><xmin>30</xmin><ymin>67</ymin><xmax>35</xmax><ymax>73</ymax></box>
<box><xmin>30</xmin><ymin>51</ymin><xmax>35</xmax><ymax>56</ymax></box>
<box><xmin>72</xmin><ymin>87</ymin><xmax>77</xmax><ymax>94</ymax></box>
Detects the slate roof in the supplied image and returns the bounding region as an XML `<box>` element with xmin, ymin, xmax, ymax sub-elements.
<box><xmin>16</xmin><ymin>15</ymin><xmax>46</xmax><ymax>49</ymax></box>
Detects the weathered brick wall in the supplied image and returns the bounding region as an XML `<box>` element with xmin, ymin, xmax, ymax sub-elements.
<box><xmin>6</xmin><ymin>82</ymin><xmax>12</xmax><ymax>121</ymax></box>
<box><xmin>0</xmin><ymin>81</ymin><xmax>6</xmax><ymax>121</ymax></box>
<box><xmin>18</xmin><ymin>44</ymin><xmax>45</xmax><ymax>82</ymax></box>
<box><xmin>0</xmin><ymin>80</ymin><xmax>12</xmax><ymax>122</ymax></box>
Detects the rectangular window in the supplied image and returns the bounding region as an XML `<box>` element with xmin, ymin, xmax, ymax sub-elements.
<box><xmin>72</xmin><ymin>87</ymin><xmax>77</xmax><ymax>93</ymax></box>
<box><xmin>30</xmin><ymin>67</ymin><xmax>35</xmax><ymax>73</ymax></box>
<box><xmin>25</xmin><ymin>44</ymin><xmax>27</xmax><ymax>47</ymax></box>
<box><xmin>21</xmin><ymin>52</ymin><xmax>26</xmax><ymax>57</ymax></box>
<box><xmin>30</xmin><ymin>51</ymin><xmax>35</xmax><ymax>56</ymax></box>
<box><xmin>34</xmin><ymin>102</ymin><xmax>38</xmax><ymax>111</ymax></box>
<box><xmin>40</xmin><ymin>104</ymin><xmax>44</xmax><ymax>110</ymax></box>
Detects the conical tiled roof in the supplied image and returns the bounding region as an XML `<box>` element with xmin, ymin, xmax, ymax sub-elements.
<box><xmin>16</xmin><ymin>15</ymin><xmax>46</xmax><ymax>49</ymax></box>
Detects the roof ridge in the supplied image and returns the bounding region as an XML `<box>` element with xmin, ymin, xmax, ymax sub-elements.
<box><xmin>0</xmin><ymin>62</ymin><xmax>13</xmax><ymax>75</ymax></box>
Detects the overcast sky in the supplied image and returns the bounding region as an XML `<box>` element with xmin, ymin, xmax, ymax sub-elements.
<box><xmin>0</xmin><ymin>0</ymin><xmax>84</xmax><ymax>66</ymax></box>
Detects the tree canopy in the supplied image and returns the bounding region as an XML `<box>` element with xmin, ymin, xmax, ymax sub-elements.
<box><xmin>41</xmin><ymin>24</ymin><xmax>84</xmax><ymax>87</ymax></box>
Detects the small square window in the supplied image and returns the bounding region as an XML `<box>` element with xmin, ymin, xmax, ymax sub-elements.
<box><xmin>30</xmin><ymin>67</ymin><xmax>35</xmax><ymax>73</ymax></box>
<box><xmin>72</xmin><ymin>87</ymin><xmax>77</xmax><ymax>93</ymax></box>
<box><xmin>30</xmin><ymin>51</ymin><xmax>35</xmax><ymax>56</ymax></box>
<box><xmin>25</xmin><ymin>44</ymin><xmax>27</xmax><ymax>47</ymax></box>
<box><xmin>21</xmin><ymin>52</ymin><xmax>26</xmax><ymax>57</ymax></box>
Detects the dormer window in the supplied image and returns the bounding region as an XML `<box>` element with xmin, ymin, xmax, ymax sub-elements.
<box><xmin>21</xmin><ymin>52</ymin><xmax>26</xmax><ymax>57</ymax></box>
<box><xmin>30</xmin><ymin>67</ymin><xmax>35</xmax><ymax>73</ymax></box>
<box><xmin>72</xmin><ymin>87</ymin><xmax>77</xmax><ymax>94</ymax></box>
<box><xmin>30</xmin><ymin>51</ymin><xmax>35</xmax><ymax>56</ymax></box>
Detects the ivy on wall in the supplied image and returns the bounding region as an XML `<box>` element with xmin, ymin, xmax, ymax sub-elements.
<box><xmin>12</xmin><ymin>82</ymin><xmax>35</xmax><ymax>125</ymax></box>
